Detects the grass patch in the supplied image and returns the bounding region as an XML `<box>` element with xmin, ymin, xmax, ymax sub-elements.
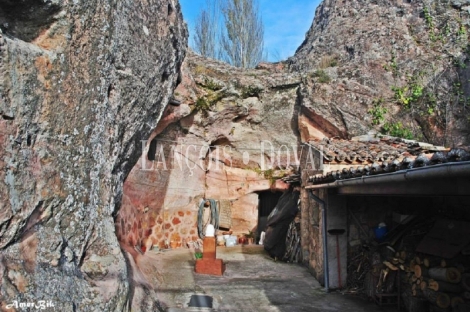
<box><xmin>312</xmin><ymin>70</ymin><xmax>331</xmax><ymax>83</ymax></box>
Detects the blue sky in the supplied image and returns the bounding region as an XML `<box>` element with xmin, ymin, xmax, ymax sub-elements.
<box><xmin>179</xmin><ymin>0</ymin><xmax>321</xmax><ymax>61</ymax></box>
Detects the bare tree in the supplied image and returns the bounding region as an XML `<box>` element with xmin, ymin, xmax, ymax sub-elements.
<box><xmin>220</xmin><ymin>0</ymin><xmax>264</xmax><ymax>69</ymax></box>
<box><xmin>193</xmin><ymin>0</ymin><xmax>219</xmax><ymax>59</ymax></box>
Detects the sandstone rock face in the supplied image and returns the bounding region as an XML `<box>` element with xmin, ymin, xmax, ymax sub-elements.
<box><xmin>117</xmin><ymin>52</ymin><xmax>297</xmax><ymax>252</ymax></box>
<box><xmin>0</xmin><ymin>0</ymin><xmax>186</xmax><ymax>310</ymax></box>
<box><xmin>290</xmin><ymin>0</ymin><xmax>470</xmax><ymax>146</ymax></box>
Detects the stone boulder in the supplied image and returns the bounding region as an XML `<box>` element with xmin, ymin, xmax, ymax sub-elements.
<box><xmin>0</xmin><ymin>0</ymin><xmax>187</xmax><ymax>310</ymax></box>
<box><xmin>290</xmin><ymin>0</ymin><xmax>470</xmax><ymax>146</ymax></box>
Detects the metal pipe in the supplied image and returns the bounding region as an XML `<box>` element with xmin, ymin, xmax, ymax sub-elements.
<box><xmin>308</xmin><ymin>190</ymin><xmax>329</xmax><ymax>292</ymax></box>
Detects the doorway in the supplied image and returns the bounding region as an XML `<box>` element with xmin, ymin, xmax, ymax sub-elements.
<box><xmin>257</xmin><ymin>191</ymin><xmax>283</xmax><ymax>242</ymax></box>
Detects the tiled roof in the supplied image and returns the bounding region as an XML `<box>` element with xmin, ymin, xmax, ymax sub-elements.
<box><xmin>306</xmin><ymin>134</ymin><xmax>470</xmax><ymax>185</ymax></box>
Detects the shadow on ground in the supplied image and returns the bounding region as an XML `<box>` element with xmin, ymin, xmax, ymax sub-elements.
<box><xmin>149</xmin><ymin>245</ymin><xmax>396</xmax><ymax>312</ymax></box>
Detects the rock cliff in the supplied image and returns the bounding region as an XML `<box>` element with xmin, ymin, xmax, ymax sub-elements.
<box><xmin>117</xmin><ymin>52</ymin><xmax>299</xmax><ymax>257</ymax></box>
<box><xmin>290</xmin><ymin>0</ymin><xmax>470</xmax><ymax>146</ymax></box>
<box><xmin>0</xmin><ymin>0</ymin><xmax>186</xmax><ymax>310</ymax></box>
<box><xmin>118</xmin><ymin>3</ymin><xmax>470</xmax><ymax>303</ymax></box>
<box><xmin>1</xmin><ymin>0</ymin><xmax>469</xmax><ymax>310</ymax></box>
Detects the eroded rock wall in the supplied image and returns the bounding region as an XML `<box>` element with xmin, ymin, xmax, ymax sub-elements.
<box><xmin>117</xmin><ymin>52</ymin><xmax>299</xmax><ymax>251</ymax></box>
<box><xmin>0</xmin><ymin>0</ymin><xmax>187</xmax><ymax>310</ymax></box>
<box><xmin>290</xmin><ymin>0</ymin><xmax>470</xmax><ymax>146</ymax></box>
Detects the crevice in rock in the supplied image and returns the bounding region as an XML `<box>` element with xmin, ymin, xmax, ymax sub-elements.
<box><xmin>0</xmin><ymin>0</ymin><xmax>61</xmax><ymax>42</ymax></box>
<box><xmin>107</xmin><ymin>84</ymin><xmax>115</xmax><ymax>99</ymax></box>
<box><xmin>26</xmin><ymin>133</ymin><xmax>32</xmax><ymax>146</ymax></box>
<box><xmin>167</xmin><ymin>3</ymin><xmax>174</xmax><ymax>16</ymax></box>
<box><xmin>290</xmin><ymin>87</ymin><xmax>302</xmax><ymax>140</ymax></box>
<box><xmin>270</xmin><ymin>82</ymin><xmax>301</xmax><ymax>91</ymax></box>
<box><xmin>161</xmin><ymin>70</ymin><xmax>170</xmax><ymax>82</ymax></box>
<box><xmin>1</xmin><ymin>114</ymin><xmax>14</xmax><ymax>120</ymax></box>
<box><xmin>232</xmin><ymin>114</ymin><xmax>248</xmax><ymax>123</ymax></box>
<box><xmin>300</xmin><ymin>105</ymin><xmax>348</xmax><ymax>139</ymax></box>
<box><xmin>147</xmin><ymin>137</ymin><xmax>158</xmax><ymax>161</ymax></box>
<box><xmin>211</xmin><ymin>136</ymin><xmax>232</xmax><ymax>147</ymax></box>
<box><xmin>0</xmin><ymin>216</ymin><xmax>13</xmax><ymax>244</ymax></box>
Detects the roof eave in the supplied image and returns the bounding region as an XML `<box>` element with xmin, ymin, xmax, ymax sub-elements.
<box><xmin>305</xmin><ymin>161</ymin><xmax>470</xmax><ymax>195</ymax></box>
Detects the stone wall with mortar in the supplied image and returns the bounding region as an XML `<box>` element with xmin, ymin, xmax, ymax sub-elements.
<box><xmin>300</xmin><ymin>187</ymin><xmax>325</xmax><ymax>284</ymax></box>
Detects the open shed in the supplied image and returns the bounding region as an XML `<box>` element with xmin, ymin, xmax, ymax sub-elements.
<box><xmin>301</xmin><ymin>133</ymin><xmax>470</xmax><ymax>311</ymax></box>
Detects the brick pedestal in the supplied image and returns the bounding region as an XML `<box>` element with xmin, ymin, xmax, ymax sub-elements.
<box><xmin>202</xmin><ymin>236</ymin><xmax>216</xmax><ymax>259</ymax></box>
<box><xmin>194</xmin><ymin>237</ymin><xmax>225</xmax><ymax>276</ymax></box>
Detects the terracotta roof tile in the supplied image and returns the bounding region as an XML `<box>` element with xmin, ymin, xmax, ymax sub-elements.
<box><xmin>306</xmin><ymin>134</ymin><xmax>470</xmax><ymax>185</ymax></box>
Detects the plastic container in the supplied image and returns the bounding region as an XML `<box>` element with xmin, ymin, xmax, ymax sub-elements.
<box><xmin>225</xmin><ymin>235</ymin><xmax>237</xmax><ymax>247</ymax></box>
<box><xmin>374</xmin><ymin>225</ymin><xmax>387</xmax><ymax>242</ymax></box>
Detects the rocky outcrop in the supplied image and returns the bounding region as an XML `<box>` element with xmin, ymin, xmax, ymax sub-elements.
<box><xmin>290</xmin><ymin>0</ymin><xmax>470</xmax><ymax>146</ymax></box>
<box><xmin>0</xmin><ymin>0</ymin><xmax>187</xmax><ymax>310</ymax></box>
<box><xmin>117</xmin><ymin>52</ymin><xmax>299</xmax><ymax>254</ymax></box>
<box><xmin>117</xmin><ymin>2</ymin><xmax>469</xmax><ymax>295</ymax></box>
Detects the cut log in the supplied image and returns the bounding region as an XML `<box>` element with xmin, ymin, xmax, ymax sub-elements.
<box><xmin>422</xmin><ymin>289</ymin><xmax>451</xmax><ymax>309</ymax></box>
<box><xmin>412</xmin><ymin>274</ymin><xmax>419</xmax><ymax>283</ymax></box>
<box><xmin>400</xmin><ymin>250</ymin><xmax>407</xmax><ymax>261</ymax></box>
<box><xmin>427</xmin><ymin>280</ymin><xmax>463</xmax><ymax>293</ymax></box>
<box><xmin>422</xmin><ymin>288</ymin><xmax>438</xmax><ymax>303</ymax></box>
<box><xmin>421</xmin><ymin>278</ymin><xmax>435</xmax><ymax>290</ymax></box>
<box><xmin>461</xmin><ymin>273</ymin><xmax>470</xmax><ymax>292</ymax></box>
<box><xmin>415</xmin><ymin>256</ymin><xmax>422</xmax><ymax>265</ymax></box>
<box><xmin>384</xmin><ymin>261</ymin><xmax>399</xmax><ymax>271</ymax></box>
<box><xmin>423</xmin><ymin>257</ymin><xmax>442</xmax><ymax>268</ymax></box>
<box><xmin>402</xmin><ymin>288</ymin><xmax>429</xmax><ymax>312</ymax></box>
<box><xmin>415</xmin><ymin>265</ymin><xmax>429</xmax><ymax>278</ymax></box>
<box><xmin>435</xmin><ymin>293</ymin><xmax>451</xmax><ymax>309</ymax></box>
<box><xmin>420</xmin><ymin>280</ymin><xmax>427</xmax><ymax>291</ymax></box>
<box><xmin>428</xmin><ymin>267</ymin><xmax>461</xmax><ymax>284</ymax></box>
<box><xmin>423</xmin><ymin>257</ymin><xmax>430</xmax><ymax>268</ymax></box>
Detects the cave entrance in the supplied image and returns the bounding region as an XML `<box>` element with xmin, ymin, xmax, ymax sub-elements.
<box><xmin>257</xmin><ymin>190</ymin><xmax>283</xmax><ymax>242</ymax></box>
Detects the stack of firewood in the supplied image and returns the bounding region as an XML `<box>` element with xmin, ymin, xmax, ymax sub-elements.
<box><xmin>361</xmin><ymin>246</ymin><xmax>470</xmax><ymax>311</ymax></box>
<box><xmin>401</xmin><ymin>255</ymin><xmax>470</xmax><ymax>311</ymax></box>
<box><xmin>348</xmin><ymin>214</ymin><xmax>470</xmax><ymax>311</ymax></box>
<box><xmin>362</xmin><ymin>248</ymin><xmax>403</xmax><ymax>298</ymax></box>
